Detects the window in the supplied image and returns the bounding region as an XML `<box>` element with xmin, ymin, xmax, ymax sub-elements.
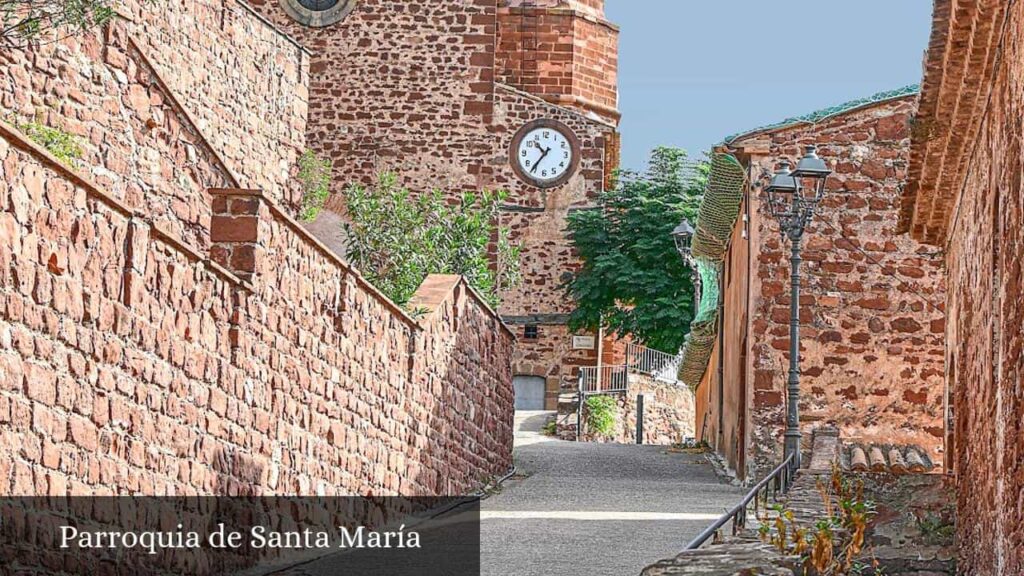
<box><xmin>524</xmin><ymin>325</ymin><xmax>539</xmax><ymax>340</ymax></box>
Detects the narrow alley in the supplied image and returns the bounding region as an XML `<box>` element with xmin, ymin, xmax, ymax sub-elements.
<box><xmin>480</xmin><ymin>412</ymin><xmax>745</xmax><ymax>576</ymax></box>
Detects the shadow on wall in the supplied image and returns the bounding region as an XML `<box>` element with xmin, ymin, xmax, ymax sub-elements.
<box><xmin>410</xmin><ymin>282</ymin><xmax>516</xmax><ymax>496</ymax></box>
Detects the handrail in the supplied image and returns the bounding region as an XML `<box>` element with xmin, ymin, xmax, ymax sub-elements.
<box><xmin>625</xmin><ymin>343</ymin><xmax>684</xmax><ymax>385</ymax></box>
<box><xmin>683</xmin><ymin>453</ymin><xmax>796</xmax><ymax>550</ymax></box>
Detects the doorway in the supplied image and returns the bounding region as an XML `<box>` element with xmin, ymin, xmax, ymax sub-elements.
<box><xmin>513</xmin><ymin>375</ymin><xmax>546</xmax><ymax>410</ymax></box>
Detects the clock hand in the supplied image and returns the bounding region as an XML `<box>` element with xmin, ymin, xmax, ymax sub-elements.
<box><xmin>531</xmin><ymin>145</ymin><xmax>551</xmax><ymax>173</ymax></box>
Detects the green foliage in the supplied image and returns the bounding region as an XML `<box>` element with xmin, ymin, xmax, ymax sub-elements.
<box><xmin>297</xmin><ymin>149</ymin><xmax>332</xmax><ymax>222</ymax></box>
<box><xmin>541</xmin><ymin>419</ymin><xmax>557</xmax><ymax>437</ymax></box>
<box><xmin>1</xmin><ymin>0</ymin><xmax>118</xmax><ymax>47</ymax></box>
<box><xmin>343</xmin><ymin>173</ymin><xmax>521</xmax><ymax>308</ymax></box>
<box><xmin>13</xmin><ymin>118</ymin><xmax>82</xmax><ymax>166</ymax></box>
<box><xmin>564</xmin><ymin>147</ymin><xmax>707</xmax><ymax>353</ymax></box>
<box><xmin>584</xmin><ymin>395</ymin><xmax>617</xmax><ymax>438</ymax></box>
<box><xmin>915</xmin><ymin>512</ymin><xmax>955</xmax><ymax>545</ymax></box>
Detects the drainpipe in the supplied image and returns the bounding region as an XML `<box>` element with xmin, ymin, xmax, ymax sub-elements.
<box><xmin>717</xmin><ymin>267</ymin><xmax>725</xmax><ymax>450</ymax></box>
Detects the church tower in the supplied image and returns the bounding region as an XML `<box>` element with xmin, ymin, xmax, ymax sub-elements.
<box><xmin>496</xmin><ymin>0</ymin><xmax>620</xmax><ymax>126</ymax></box>
<box><xmin>247</xmin><ymin>0</ymin><xmax>622</xmax><ymax>412</ymax></box>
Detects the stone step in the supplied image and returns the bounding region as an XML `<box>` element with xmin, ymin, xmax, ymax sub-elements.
<box><xmin>641</xmin><ymin>539</ymin><xmax>798</xmax><ymax>575</ymax></box>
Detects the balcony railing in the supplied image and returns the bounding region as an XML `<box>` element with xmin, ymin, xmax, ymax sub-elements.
<box><xmin>578</xmin><ymin>365</ymin><xmax>629</xmax><ymax>395</ymax></box>
<box><xmin>626</xmin><ymin>343</ymin><xmax>681</xmax><ymax>383</ymax></box>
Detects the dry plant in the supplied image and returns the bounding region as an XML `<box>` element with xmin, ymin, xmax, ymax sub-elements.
<box><xmin>759</xmin><ymin>465</ymin><xmax>882</xmax><ymax>575</ymax></box>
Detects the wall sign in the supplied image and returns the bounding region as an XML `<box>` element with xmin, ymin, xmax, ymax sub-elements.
<box><xmin>572</xmin><ymin>335</ymin><xmax>596</xmax><ymax>350</ymax></box>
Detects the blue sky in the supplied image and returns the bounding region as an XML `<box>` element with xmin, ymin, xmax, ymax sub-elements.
<box><xmin>605</xmin><ymin>0</ymin><xmax>933</xmax><ymax>172</ymax></box>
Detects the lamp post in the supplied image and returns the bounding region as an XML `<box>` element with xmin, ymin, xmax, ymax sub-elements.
<box><xmin>764</xmin><ymin>145</ymin><xmax>832</xmax><ymax>471</ymax></box>
<box><xmin>672</xmin><ymin>218</ymin><xmax>700</xmax><ymax>301</ymax></box>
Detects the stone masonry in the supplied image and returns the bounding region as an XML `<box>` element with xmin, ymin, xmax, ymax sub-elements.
<box><xmin>0</xmin><ymin>2</ymin><xmax>513</xmax><ymax>509</ymax></box>
<box><xmin>579</xmin><ymin>376</ymin><xmax>696</xmax><ymax>446</ymax></box>
<box><xmin>699</xmin><ymin>94</ymin><xmax>946</xmax><ymax>479</ymax></box>
<box><xmin>899</xmin><ymin>1</ymin><xmax>1024</xmax><ymax>573</ymax></box>
<box><xmin>245</xmin><ymin>0</ymin><xmax>621</xmax><ymax>402</ymax></box>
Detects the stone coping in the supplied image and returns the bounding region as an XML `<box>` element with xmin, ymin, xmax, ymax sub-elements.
<box><xmin>209</xmin><ymin>188</ymin><xmax>516</xmax><ymax>338</ymax></box>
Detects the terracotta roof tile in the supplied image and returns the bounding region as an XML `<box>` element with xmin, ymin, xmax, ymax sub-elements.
<box><xmin>899</xmin><ymin>0</ymin><xmax>1009</xmax><ymax>244</ymax></box>
<box><xmin>842</xmin><ymin>442</ymin><xmax>936</xmax><ymax>474</ymax></box>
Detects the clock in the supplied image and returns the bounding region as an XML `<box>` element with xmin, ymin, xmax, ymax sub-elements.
<box><xmin>509</xmin><ymin>119</ymin><xmax>581</xmax><ymax>188</ymax></box>
<box><xmin>281</xmin><ymin>0</ymin><xmax>357</xmax><ymax>27</ymax></box>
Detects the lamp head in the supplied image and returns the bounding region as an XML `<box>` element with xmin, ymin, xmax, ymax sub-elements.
<box><xmin>791</xmin><ymin>145</ymin><xmax>832</xmax><ymax>179</ymax></box>
<box><xmin>672</xmin><ymin>219</ymin><xmax>695</xmax><ymax>259</ymax></box>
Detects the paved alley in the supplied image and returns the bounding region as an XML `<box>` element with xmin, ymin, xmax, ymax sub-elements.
<box><xmin>480</xmin><ymin>412</ymin><xmax>745</xmax><ymax>576</ymax></box>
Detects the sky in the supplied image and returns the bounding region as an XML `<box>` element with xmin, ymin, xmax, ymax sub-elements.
<box><xmin>605</xmin><ymin>0</ymin><xmax>934</xmax><ymax>172</ymax></box>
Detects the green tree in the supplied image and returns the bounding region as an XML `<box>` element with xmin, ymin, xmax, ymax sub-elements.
<box><xmin>564</xmin><ymin>147</ymin><xmax>706</xmax><ymax>353</ymax></box>
<box><xmin>2</xmin><ymin>0</ymin><xmax>117</xmax><ymax>46</ymax></box>
<box><xmin>343</xmin><ymin>173</ymin><xmax>521</xmax><ymax>308</ymax></box>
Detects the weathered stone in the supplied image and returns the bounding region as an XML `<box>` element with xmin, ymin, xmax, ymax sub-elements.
<box><xmin>703</xmin><ymin>94</ymin><xmax>946</xmax><ymax>480</ymax></box>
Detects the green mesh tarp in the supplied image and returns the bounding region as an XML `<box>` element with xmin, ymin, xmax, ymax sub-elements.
<box><xmin>677</xmin><ymin>153</ymin><xmax>747</xmax><ymax>389</ymax></box>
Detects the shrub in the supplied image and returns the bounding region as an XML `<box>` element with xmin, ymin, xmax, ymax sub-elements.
<box><xmin>343</xmin><ymin>173</ymin><xmax>521</xmax><ymax>307</ymax></box>
<box><xmin>16</xmin><ymin>119</ymin><xmax>82</xmax><ymax>166</ymax></box>
<box><xmin>297</xmin><ymin>149</ymin><xmax>331</xmax><ymax>222</ymax></box>
<box><xmin>585</xmin><ymin>395</ymin><xmax>618</xmax><ymax>438</ymax></box>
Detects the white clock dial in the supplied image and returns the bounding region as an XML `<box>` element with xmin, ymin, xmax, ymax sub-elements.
<box><xmin>516</xmin><ymin>127</ymin><xmax>574</xmax><ymax>184</ymax></box>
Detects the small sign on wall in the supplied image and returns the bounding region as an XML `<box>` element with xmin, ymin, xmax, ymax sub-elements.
<box><xmin>572</xmin><ymin>335</ymin><xmax>596</xmax><ymax>350</ymax></box>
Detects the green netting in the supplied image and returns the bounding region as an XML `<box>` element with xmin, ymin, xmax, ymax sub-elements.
<box><xmin>677</xmin><ymin>258</ymin><xmax>722</xmax><ymax>386</ymax></box>
<box><xmin>691</xmin><ymin>154</ymin><xmax>746</xmax><ymax>261</ymax></box>
<box><xmin>676</xmin><ymin>153</ymin><xmax>747</xmax><ymax>389</ymax></box>
<box><xmin>722</xmin><ymin>84</ymin><xmax>920</xmax><ymax>145</ymax></box>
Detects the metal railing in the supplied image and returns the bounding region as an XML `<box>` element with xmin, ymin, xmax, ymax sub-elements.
<box><xmin>625</xmin><ymin>343</ymin><xmax>681</xmax><ymax>383</ymax></box>
<box><xmin>578</xmin><ymin>365</ymin><xmax>629</xmax><ymax>395</ymax></box>
<box><xmin>683</xmin><ymin>453</ymin><xmax>797</xmax><ymax>550</ymax></box>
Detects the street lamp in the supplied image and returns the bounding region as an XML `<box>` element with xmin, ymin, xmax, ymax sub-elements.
<box><xmin>764</xmin><ymin>145</ymin><xmax>832</xmax><ymax>471</ymax></box>
<box><xmin>672</xmin><ymin>219</ymin><xmax>695</xmax><ymax>260</ymax></box>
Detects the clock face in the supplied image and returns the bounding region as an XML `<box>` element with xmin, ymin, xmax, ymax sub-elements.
<box><xmin>510</xmin><ymin>120</ymin><xmax>580</xmax><ymax>188</ymax></box>
<box><xmin>282</xmin><ymin>0</ymin><xmax>357</xmax><ymax>27</ymax></box>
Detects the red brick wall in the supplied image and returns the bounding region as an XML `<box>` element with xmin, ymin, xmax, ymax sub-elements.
<box><xmin>495</xmin><ymin>1</ymin><xmax>618</xmax><ymax>122</ymax></box>
<box><xmin>942</xmin><ymin>5</ymin><xmax>1024</xmax><ymax>571</ymax></box>
<box><xmin>0</xmin><ymin>121</ymin><xmax>513</xmax><ymax>499</ymax></box>
<box><xmin>121</xmin><ymin>0</ymin><xmax>309</xmax><ymax>202</ymax></box>
<box><xmin>0</xmin><ymin>5</ymin><xmax>513</xmax><ymax>500</ymax></box>
<box><xmin>246</xmin><ymin>0</ymin><xmax>505</xmax><ymax>201</ymax></box>
<box><xmin>1</xmin><ymin>24</ymin><xmax>237</xmax><ymax>251</ymax></box>
<box><xmin>727</xmin><ymin>97</ymin><xmax>946</xmax><ymax>477</ymax></box>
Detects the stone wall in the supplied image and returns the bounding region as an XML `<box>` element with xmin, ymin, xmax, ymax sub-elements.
<box><xmin>0</xmin><ymin>4</ymin><xmax>514</xmax><ymax>500</ymax></box>
<box><xmin>898</xmin><ymin>1</ymin><xmax>1024</xmax><ymax>572</ymax></box>
<box><xmin>579</xmin><ymin>376</ymin><xmax>695</xmax><ymax>445</ymax></box>
<box><xmin>1</xmin><ymin>24</ymin><xmax>236</xmax><ymax>252</ymax></box>
<box><xmin>495</xmin><ymin>1</ymin><xmax>619</xmax><ymax>123</ymax></box>
<box><xmin>122</xmin><ymin>0</ymin><xmax>309</xmax><ymax>204</ymax></box>
<box><xmin>0</xmin><ymin>119</ymin><xmax>514</xmax><ymax>498</ymax></box>
<box><xmin>723</xmin><ymin>96</ymin><xmax>946</xmax><ymax>477</ymax></box>
<box><xmin>940</xmin><ymin>6</ymin><xmax>1024</xmax><ymax>572</ymax></box>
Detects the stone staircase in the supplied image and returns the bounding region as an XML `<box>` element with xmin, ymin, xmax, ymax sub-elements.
<box><xmin>641</xmin><ymin>471</ymin><xmax>824</xmax><ymax>575</ymax></box>
<box><xmin>642</xmin><ymin>534</ymin><xmax>798</xmax><ymax>575</ymax></box>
